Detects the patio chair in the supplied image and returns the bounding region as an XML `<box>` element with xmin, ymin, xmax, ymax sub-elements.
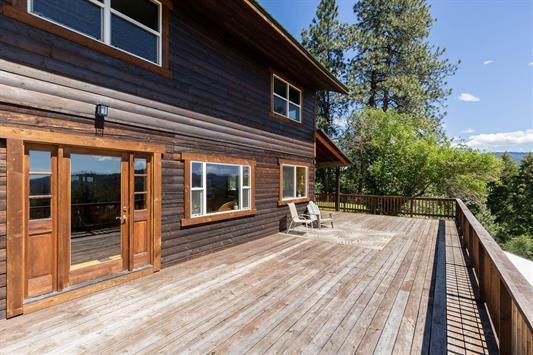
<box><xmin>287</xmin><ymin>202</ymin><xmax>312</xmax><ymax>233</ymax></box>
<box><xmin>308</xmin><ymin>201</ymin><xmax>334</xmax><ymax>229</ymax></box>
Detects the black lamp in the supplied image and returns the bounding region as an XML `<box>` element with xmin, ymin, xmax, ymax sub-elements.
<box><xmin>95</xmin><ymin>104</ymin><xmax>108</xmax><ymax>136</ymax></box>
<box><xmin>95</xmin><ymin>104</ymin><xmax>109</xmax><ymax>118</ymax></box>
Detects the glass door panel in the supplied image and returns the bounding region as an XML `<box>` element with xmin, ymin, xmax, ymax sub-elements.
<box><xmin>70</xmin><ymin>153</ymin><xmax>123</xmax><ymax>270</ymax></box>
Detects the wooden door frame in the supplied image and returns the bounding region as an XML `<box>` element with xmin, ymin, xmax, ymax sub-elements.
<box><xmin>4</xmin><ymin>127</ymin><xmax>164</xmax><ymax>318</ymax></box>
<box><xmin>63</xmin><ymin>148</ymin><xmax>129</xmax><ymax>287</ymax></box>
<box><xmin>23</xmin><ymin>144</ymin><xmax>58</xmax><ymax>298</ymax></box>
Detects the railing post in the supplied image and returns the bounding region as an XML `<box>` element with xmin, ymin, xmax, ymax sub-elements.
<box><xmin>335</xmin><ymin>167</ymin><xmax>340</xmax><ymax>212</ymax></box>
<box><xmin>499</xmin><ymin>280</ymin><xmax>512</xmax><ymax>354</ymax></box>
<box><xmin>478</xmin><ymin>245</ymin><xmax>485</xmax><ymax>302</ymax></box>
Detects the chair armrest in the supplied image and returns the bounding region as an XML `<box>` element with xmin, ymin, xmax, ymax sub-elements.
<box><xmin>328</xmin><ymin>212</ymin><xmax>334</xmax><ymax>218</ymax></box>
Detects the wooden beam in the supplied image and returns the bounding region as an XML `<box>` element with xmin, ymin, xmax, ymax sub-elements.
<box><xmin>152</xmin><ymin>153</ymin><xmax>162</xmax><ymax>271</ymax></box>
<box><xmin>0</xmin><ymin>127</ymin><xmax>166</xmax><ymax>153</ymax></box>
<box><xmin>6</xmin><ymin>139</ymin><xmax>24</xmax><ymax>318</ymax></box>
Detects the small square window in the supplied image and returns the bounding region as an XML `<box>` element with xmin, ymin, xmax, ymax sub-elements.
<box><xmin>271</xmin><ymin>75</ymin><xmax>302</xmax><ymax>122</ymax></box>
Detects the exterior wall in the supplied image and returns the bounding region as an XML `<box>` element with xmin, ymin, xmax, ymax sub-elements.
<box><xmin>0</xmin><ymin>2</ymin><xmax>318</xmax><ymax>317</ymax></box>
<box><xmin>0</xmin><ymin>103</ymin><xmax>314</xmax><ymax>317</ymax></box>
<box><xmin>0</xmin><ymin>4</ymin><xmax>315</xmax><ymax>142</ymax></box>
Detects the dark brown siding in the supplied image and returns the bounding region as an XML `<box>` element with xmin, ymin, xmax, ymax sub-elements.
<box><xmin>0</xmin><ymin>105</ymin><xmax>314</xmax><ymax>317</ymax></box>
<box><xmin>0</xmin><ymin>1</ymin><xmax>319</xmax><ymax>317</ymax></box>
<box><xmin>0</xmin><ymin>5</ymin><xmax>315</xmax><ymax>142</ymax></box>
<box><xmin>0</xmin><ymin>139</ymin><xmax>6</xmax><ymax>319</ymax></box>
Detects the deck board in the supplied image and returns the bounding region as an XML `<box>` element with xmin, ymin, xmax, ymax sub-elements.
<box><xmin>0</xmin><ymin>213</ymin><xmax>496</xmax><ymax>354</ymax></box>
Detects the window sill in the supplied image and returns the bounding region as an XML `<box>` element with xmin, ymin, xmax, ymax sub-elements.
<box><xmin>278</xmin><ymin>197</ymin><xmax>310</xmax><ymax>206</ymax></box>
<box><xmin>1</xmin><ymin>5</ymin><xmax>173</xmax><ymax>79</ymax></box>
<box><xmin>181</xmin><ymin>209</ymin><xmax>256</xmax><ymax>227</ymax></box>
<box><xmin>268</xmin><ymin>111</ymin><xmax>303</xmax><ymax>126</ymax></box>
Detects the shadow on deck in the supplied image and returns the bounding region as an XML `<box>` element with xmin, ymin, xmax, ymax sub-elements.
<box><xmin>0</xmin><ymin>213</ymin><xmax>499</xmax><ymax>354</ymax></box>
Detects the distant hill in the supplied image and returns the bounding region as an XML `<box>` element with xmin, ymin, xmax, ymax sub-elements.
<box><xmin>492</xmin><ymin>152</ymin><xmax>529</xmax><ymax>164</ymax></box>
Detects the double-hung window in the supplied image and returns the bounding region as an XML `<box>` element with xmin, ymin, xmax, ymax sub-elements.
<box><xmin>28</xmin><ymin>0</ymin><xmax>162</xmax><ymax>65</ymax></box>
<box><xmin>280</xmin><ymin>163</ymin><xmax>308</xmax><ymax>201</ymax></box>
<box><xmin>271</xmin><ymin>74</ymin><xmax>302</xmax><ymax>122</ymax></box>
<box><xmin>187</xmin><ymin>157</ymin><xmax>254</xmax><ymax>224</ymax></box>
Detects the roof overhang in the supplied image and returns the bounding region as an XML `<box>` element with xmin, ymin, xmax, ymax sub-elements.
<box><xmin>315</xmin><ymin>130</ymin><xmax>352</xmax><ymax>168</ymax></box>
<box><xmin>176</xmin><ymin>0</ymin><xmax>349</xmax><ymax>95</ymax></box>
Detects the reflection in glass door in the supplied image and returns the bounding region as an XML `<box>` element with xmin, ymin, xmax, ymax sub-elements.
<box><xmin>68</xmin><ymin>152</ymin><xmax>127</xmax><ymax>284</ymax></box>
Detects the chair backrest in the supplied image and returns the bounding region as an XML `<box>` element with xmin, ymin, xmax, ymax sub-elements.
<box><xmin>308</xmin><ymin>201</ymin><xmax>320</xmax><ymax>215</ymax></box>
<box><xmin>288</xmin><ymin>202</ymin><xmax>299</xmax><ymax>220</ymax></box>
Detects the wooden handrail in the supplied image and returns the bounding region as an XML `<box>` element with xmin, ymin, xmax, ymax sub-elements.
<box><xmin>316</xmin><ymin>193</ymin><xmax>533</xmax><ymax>352</ymax></box>
<box><xmin>455</xmin><ymin>199</ymin><xmax>533</xmax><ymax>354</ymax></box>
<box><xmin>316</xmin><ymin>193</ymin><xmax>456</xmax><ymax>219</ymax></box>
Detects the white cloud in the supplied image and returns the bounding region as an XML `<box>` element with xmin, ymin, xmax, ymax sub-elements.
<box><xmin>483</xmin><ymin>60</ymin><xmax>494</xmax><ymax>65</ymax></box>
<box><xmin>460</xmin><ymin>128</ymin><xmax>475</xmax><ymax>134</ymax></box>
<box><xmin>529</xmin><ymin>61</ymin><xmax>533</xmax><ymax>67</ymax></box>
<box><xmin>466</xmin><ymin>129</ymin><xmax>533</xmax><ymax>151</ymax></box>
<box><xmin>458</xmin><ymin>93</ymin><xmax>480</xmax><ymax>102</ymax></box>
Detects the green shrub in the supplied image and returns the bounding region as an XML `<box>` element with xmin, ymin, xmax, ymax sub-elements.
<box><xmin>504</xmin><ymin>235</ymin><xmax>533</xmax><ymax>260</ymax></box>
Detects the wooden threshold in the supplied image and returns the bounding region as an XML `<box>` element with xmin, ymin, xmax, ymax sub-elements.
<box><xmin>22</xmin><ymin>267</ymin><xmax>154</xmax><ymax>315</ymax></box>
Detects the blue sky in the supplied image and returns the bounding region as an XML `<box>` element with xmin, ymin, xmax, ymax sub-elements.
<box><xmin>259</xmin><ymin>0</ymin><xmax>533</xmax><ymax>152</ymax></box>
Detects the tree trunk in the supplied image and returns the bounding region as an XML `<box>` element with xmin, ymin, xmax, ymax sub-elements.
<box><xmin>323</xmin><ymin>168</ymin><xmax>330</xmax><ymax>193</ymax></box>
<box><xmin>368</xmin><ymin>70</ymin><xmax>377</xmax><ymax>108</ymax></box>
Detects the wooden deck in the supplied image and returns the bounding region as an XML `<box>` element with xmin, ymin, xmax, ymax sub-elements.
<box><xmin>0</xmin><ymin>213</ymin><xmax>497</xmax><ymax>354</ymax></box>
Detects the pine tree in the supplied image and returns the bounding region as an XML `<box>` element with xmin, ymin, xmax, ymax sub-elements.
<box><xmin>301</xmin><ymin>0</ymin><xmax>347</xmax><ymax>136</ymax></box>
<box><xmin>347</xmin><ymin>0</ymin><xmax>458</xmax><ymax>119</ymax></box>
<box><xmin>487</xmin><ymin>152</ymin><xmax>519</xmax><ymax>227</ymax></box>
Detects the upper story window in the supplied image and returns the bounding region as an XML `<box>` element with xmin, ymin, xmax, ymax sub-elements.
<box><xmin>271</xmin><ymin>74</ymin><xmax>302</xmax><ymax>122</ymax></box>
<box><xmin>28</xmin><ymin>0</ymin><xmax>162</xmax><ymax>65</ymax></box>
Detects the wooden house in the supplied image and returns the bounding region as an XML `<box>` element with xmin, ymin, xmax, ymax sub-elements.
<box><xmin>0</xmin><ymin>0</ymin><xmax>350</xmax><ymax>318</ymax></box>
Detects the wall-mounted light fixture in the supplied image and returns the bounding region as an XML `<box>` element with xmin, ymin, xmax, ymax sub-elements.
<box><xmin>95</xmin><ymin>104</ymin><xmax>108</xmax><ymax>136</ymax></box>
<box><xmin>95</xmin><ymin>104</ymin><xmax>109</xmax><ymax>119</ymax></box>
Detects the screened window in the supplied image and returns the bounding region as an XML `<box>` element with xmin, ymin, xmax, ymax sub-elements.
<box><xmin>272</xmin><ymin>75</ymin><xmax>302</xmax><ymax>122</ymax></box>
<box><xmin>28</xmin><ymin>0</ymin><xmax>162</xmax><ymax>65</ymax></box>
<box><xmin>281</xmin><ymin>165</ymin><xmax>308</xmax><ymax>200</ymax></box>
<box><xmin>191</xmin><ymin>162</ymin><xmax>252</xmax><ymax>217</ymax></box>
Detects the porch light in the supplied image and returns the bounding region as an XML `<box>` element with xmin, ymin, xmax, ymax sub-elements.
<box><xmin>95</xmin><ymin>104</ymin><xmax>109</xmax><ymax>119</ymax></box>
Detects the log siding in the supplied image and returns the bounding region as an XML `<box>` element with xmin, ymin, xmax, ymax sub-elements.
<box><xmin>0</xmin><ymin>1</ymin><xmax>319</xmax><ymax>317</ymax></box>
<box><xmin>0</xmin><ymin>3</ymin><xmax>316</xmax><ymax>142</ymax></box>
<box><xmin>0</xmin><ymin>103</ymin><xmax>314</xmax><ymax>317</ymax></box>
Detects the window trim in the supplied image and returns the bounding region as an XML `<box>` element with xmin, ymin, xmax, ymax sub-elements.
<box><xmin>182</xmin><ymin>153</ymin><xmax>256</xmax><ymax>227</ymax></box>
<box><xmin>270</xmin><ymin>72</ymin><xmax>303</xmax><ymax>124</ymax></box>
<box><xmin>2</xmin><ymin>0</ymin><xmax>172</xmax><ymax>77</ymax></box>
<box><xmin>278</xmin><ymin>159</ymin><xmax>310</xmax><ymax>205</ymax></box>
<box><xmin>27</xmin><ymin>0</ymin><xmax>162</xmax><ymax>66</ymax></box>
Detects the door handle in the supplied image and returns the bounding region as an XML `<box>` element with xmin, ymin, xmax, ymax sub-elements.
<box><xmin>115</xmin><ymin>215</ymin><xmax>128</xmax><ymax>224</ymax></box>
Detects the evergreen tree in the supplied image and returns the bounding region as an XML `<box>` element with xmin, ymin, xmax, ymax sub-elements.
<box><xmin>347</xmin><ymin>0</ymin><xmax>458</xmax><ymax>120</ymax></box>
<box><xmin>301</xmin><ymin>0</ymin><xmax>347</xmax><ymax>136</ymax></box>
<box><xmin>506</xmin><ymin>153</ymin><xmax>533</xmax><ymax>237</ymax></box>
<box><xmin>487</xmin><ymin>152</ymin><xmax>519</xmax><ymax>227</ymax></box>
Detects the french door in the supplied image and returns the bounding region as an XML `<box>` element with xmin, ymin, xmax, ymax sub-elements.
<box><xmin>25</xmin><ymin>145</ymin><xmax>152</xmax><ymax>299</ymax></box>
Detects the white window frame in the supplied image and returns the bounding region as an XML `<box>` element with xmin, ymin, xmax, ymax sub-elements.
<box><xmin>272</xmin><ymin>74</ymin><xmax>302</xmax><ymax>122</ymax></box>
<box><xmin>191</xmin><ymin>161</ymin><xmax>252</xmax><ymax>218</ymax></box>
<box><xmin>27</xmin><ymin>0</ymin><xmax>163</xmax><ymax>66</ymax></box>
<box><xmin>281</xmin><ymin>164</ymin><xmax>308</xmax><ymax>200</ymax></box>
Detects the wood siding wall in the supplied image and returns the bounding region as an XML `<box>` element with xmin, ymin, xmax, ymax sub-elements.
<box><xmin>0</xmin><ymin>105</ymin><xmax>314</xmax><ymax>317</ymax></box>
<box><xmin>0</xmin><ymin>139</ymin><xmax>6</xmax><ymax>319</ymax></box>
<box><xmin>0</xmin><ymin>2</ymin><xmax>320</xmax><ymax>317</ymax></box>
<box><xmin>0</xmin><ymin>4</ymin><xmax>315</xmax><ymax>142</ymax></box>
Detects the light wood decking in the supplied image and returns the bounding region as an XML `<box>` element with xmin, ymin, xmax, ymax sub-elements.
<box><xmin>0</xmin><ymin>213</ymin><xmax>496</xmax><ymax>354</ymax></box>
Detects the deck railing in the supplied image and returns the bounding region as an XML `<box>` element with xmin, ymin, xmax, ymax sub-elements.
<box><xmin>455</xmin><ymin>199</ymin><xmax>533</xmax><ymax>354</ymax></box>
<box><xmin>316</xmin><ymin>193</ymin><xmax>456</xmax><ymax>219</ymax></box>
<box><xmin>316</xmin><ymin>193</ymin><xmax>533</xmax><ymax>352</ymax></box>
